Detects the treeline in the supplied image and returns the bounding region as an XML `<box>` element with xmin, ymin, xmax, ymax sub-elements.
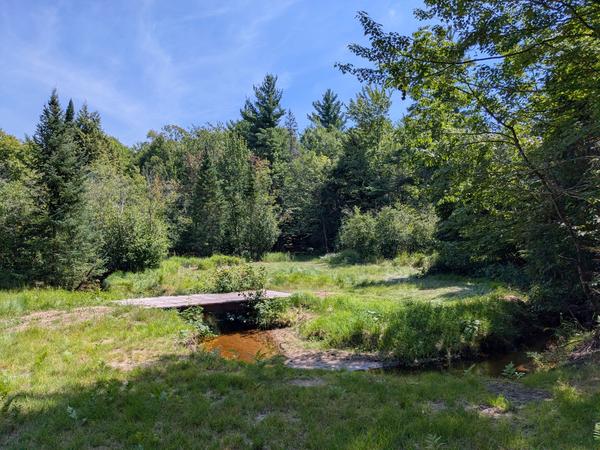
<box><xmin>0</xmin><ymin>0</ymin><xmax>598</xmax><ymax>324</ymax></box>
<box><xmin>0</xmin><ymin>79</ymin><xmax>424</xmax><ymax>290</ymax></box>
<box><xmin>136</xmin><ymin>81</ymin><xmax>413</xmax><ymax>258</ymax></box>
<box><xmin>0</xmin><ymin>93</ymin><xmax>168</xmax><ymax>288</ymax></box>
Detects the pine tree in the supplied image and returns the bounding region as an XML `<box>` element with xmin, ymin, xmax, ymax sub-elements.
<box><xmin>308</xmin><ymin>89</ymin><xmax>346</xmax><ymax>130</ymax></box>
<box><xmin>75</xmin><ymin>102</ymin><xmax>105</xmax><ymax>164</ymax></box>
<box><xmin>65</xmin><ymin>99</ymin><xmax>75</xmax><ymax>123</ymax></box>
<box><xmin>30</xmin><ymin>90</ymin><xmax>102</xmax><ymax>288</ymax></box>
<box><xmin>189</xmin><ymin>153</ymin><xmax>226</xmax><ymax>256</ymax></box>
<box><xmin>240</xmin><ymin>74</ymin><xmax>285</xmax><ymax>159</ymax></box>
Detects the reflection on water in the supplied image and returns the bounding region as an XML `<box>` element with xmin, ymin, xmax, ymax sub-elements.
<box><xmin>382</xmin><ymin>335</ymin><xmax>551</xmax><ymax>377</ymax></box>
<box><xmin>203</xmin><ymin>330</ymin><xmax>279</xmax><ymax>362</ymax></box>
<box><xmin>449</xmin><ymin>347</ymin><xmax>537</xmax><ymax>376</ymax></box>
<box><xmin>202</xmin><ymin>324</ymin><xmax>550</xmax><ymax>377</ymax></box>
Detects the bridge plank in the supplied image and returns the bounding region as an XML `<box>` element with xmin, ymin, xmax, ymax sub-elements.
<box><xmin>115</xmin><ymin>290</ymin><xmax>291</xmax><ymax>309</ymax></box>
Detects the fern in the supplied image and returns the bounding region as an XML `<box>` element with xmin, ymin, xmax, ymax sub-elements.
<box><xmin>424</xmin><ymin>434</ymin><xmax>446</xmax><ymax>450</ymax></box>
<box><xmin>501</xmin><ymin>362</ymin><xmax>525</xmax><ymax>379</ymax></box>
<box><xmin>593</xmin><ymin>422</ymin><xmax>600</xmax><ymax>441</ymax></box>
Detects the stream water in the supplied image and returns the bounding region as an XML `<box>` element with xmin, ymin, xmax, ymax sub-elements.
<box><xmin>203</xmin><ymin>330</ymin><xmax>279</xmax><ymax>362</ymax></box>
<box><xmin>202</xmin><ymin>326</ymin><xmax>550</xmax><ymax>377</ymax></box>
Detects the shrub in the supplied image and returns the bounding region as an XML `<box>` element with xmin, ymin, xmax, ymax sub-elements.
<box><xmin>210</xmin><ymin>264</ymin><xmax>266</xmax><ymax>293</ymax></box>
<box><xmin>337</xmin><ymin>205</ymin><xmax>437</xmax><ymax>262</ymax></box>
<box><xmin>179</xmin><ymin>306</ymin><xmax>215</xmax><ymax>341</ymax></box>
<box><xmin>253</xmin><ymin>294</ymin><xmax>293</xmax><ymax>329</ymax></box>
<box><xmin>337</xmin><ymin>207</ymin><xmax>379</xmax><ymax>261</ymax></box>
<box><xmin>376</xmin><ymin>205</ymin><xmax>437</xmax><ymax>258</ymax></box>
<box><xmin>85</xmin><ymin>162</ymin><xmax>169</xmax><ymax>273</ymax></box>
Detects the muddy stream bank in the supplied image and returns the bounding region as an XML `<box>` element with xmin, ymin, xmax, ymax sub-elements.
<box><xmin>201</xmin><ymin>319</ymin><xmax>550</xmax><ymax>376</ymax></box>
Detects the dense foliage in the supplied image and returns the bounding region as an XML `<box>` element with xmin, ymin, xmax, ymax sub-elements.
<box><xmin>1</xmin><ymin>0</ymin><xmax>597</xmax><ymax>326</ymax></box>
<box><xmin>0</xmin><ymin>92</ymin><xmax>167</xmax><ymax>288</ymax></box>
<box><xmin>339</xmin><ymin>0</ymin><xmax>600</xmax><ymax>322</ymax></box>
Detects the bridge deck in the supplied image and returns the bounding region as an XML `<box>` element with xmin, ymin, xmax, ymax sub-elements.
<box><xmin>115</xmin><ymin>290</ymin><xmax>291</xmax><ymax>309</ymax></box>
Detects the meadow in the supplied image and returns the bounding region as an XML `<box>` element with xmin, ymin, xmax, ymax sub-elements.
<box><xmin>1</xmin><ymin>255</ymin><xmax>599</xmax><ymax>448</ymax></box>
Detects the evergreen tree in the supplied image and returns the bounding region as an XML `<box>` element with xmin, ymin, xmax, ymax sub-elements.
<box><xmin>29</xmin><ymin>90</ymin><xmax>102</xmax><ymax>288</ymax></box>
<box><xmin>65</xmin><ymin>99</ymin><xmax>75</xmax><ymax>123</ymax></box>
<box><xmin>240</xmin><ymin>74</ymin><xmax>285</xmax><ymax>160</ymax></box>
<box><xmin>75</xmin><ymin>103</ymin><xmax>105</xmax><ymax>165</ymax></box>
<box><xmin>188</xmin><ymin>153</ymin><xmax>226</xmax><ymax>256</ymax></box>
<box><xmin>308</xmin><ymin>89</ymin><xmax>346</xmax><ymax>130</ymax></box>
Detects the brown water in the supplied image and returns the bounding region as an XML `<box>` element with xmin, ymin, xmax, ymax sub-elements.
<box><xmin>203</xmin><ymin>330</ymin><xmax>279</xmax><ymax>362</ymax></box>
<box><xmin>203</xmin><ymin>328</ymin><xmax>550</xmax><ymax>376</ymax></box>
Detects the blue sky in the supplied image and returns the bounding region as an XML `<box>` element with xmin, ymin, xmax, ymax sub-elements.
<box><xmin>1</xmin><ymin>0</ymin><xmax>424</xmax><ymax>145</ymax></box>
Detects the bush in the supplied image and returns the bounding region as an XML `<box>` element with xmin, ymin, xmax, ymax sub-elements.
<box><xmin>337</xmin><ymin>205</ymin><xmax>437</xmax><ymax>262</ymax></box>
<box><xmin>253</xmin><ymin>294</ymin><xmax>293</xmax><ymax>329</ymax></box>
<box><xmin>85</xmin><ymin>162</ymin><xmax>169</xmax><ymax>273</ymax></box>
<box><xmin>337</xmin><ymin>207</ymin><xmax>379</xmax><ymax>261</ymax></box>
<box><xmin>210</xmin><ymin>264</ymin><xmax>266</xmax><ymax>293</ymax></box>
<box><xmin>179</xmin><ymin>306</ymin><xmax>215</xmax><ymax>341</ymax></box>
<box><xmin>376</xmin><ymin>205</ymin><xmax>437</xmax><ymax>258</ymax></box>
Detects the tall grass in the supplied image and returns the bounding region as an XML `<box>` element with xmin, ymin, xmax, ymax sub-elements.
<box><xmin>0</xmin><ymin>255</ymin><xmax>257</xmax><ymax>318</ymax></box>
<box><xmin>297</xmin><ymin>291</ymin><xmax>529</xmax><ymax>360</ymax></box>
<box><xmin>0</xmin><ymin>288</ymin><xmax>116</xmax><ymax>318</ymax></box>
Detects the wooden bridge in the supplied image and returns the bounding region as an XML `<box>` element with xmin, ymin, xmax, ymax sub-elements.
<box><xmin>115</xmin><ymin>290</ymin><xmax>291</xmax><ymax>312</ymax></box>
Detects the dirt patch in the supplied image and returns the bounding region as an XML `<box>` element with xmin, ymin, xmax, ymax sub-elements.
<box><xmin>268</xmin><ymin>328</ymin><xmax>390</xmax><ymax>371</ymax></box>
<box><xmin>461</xmin><ymin>401</ymin><xmax>513</xmax><ymax>419</ymax></box>
<box><xmin>426</xmin><ymin>400</ymin><xmax>448</xmax><ymax>413</ymax></box>
<box><xmin>105</xmin><ymin>348</ymin><xmax>167</xmax><ymax>372</ymax></box>
<box><xmin>568</xmin><ymin>331</ymin><xmax>600</xmax><ymax>363</ymax></box>
<box><xmin>288</xmin><ymin>377</ymin><xmax>326</xmax><ymax>387</ymax></box>
<box><xmin>485</xmin><ymin>380</ymin><xmax>551</xmax><ymax>406</ymax></box>
<box><xmin>501</xmin><ymin>295</ymin><xmax>526</xmax><ymax>304</ymax></box>
<box><xmin>477</xmin><ymin>405</ymin><xmax>513</xmax><ymax>419</ymax></box>
<box><xmin>6</xmin><ymin>306</ymin><xmax>113</xmax><ymax>333</ymax></box>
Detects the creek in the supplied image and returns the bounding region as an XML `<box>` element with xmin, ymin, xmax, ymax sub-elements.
<box><xmin>201</xmin><ymin>319</ymin><xmax>550</xmax><ymax>376</ymax></box>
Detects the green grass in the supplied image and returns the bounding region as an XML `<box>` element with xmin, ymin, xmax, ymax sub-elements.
<box><xmin>105</xmin><ymin>255</ymin><xmax>247</xmax><ymax>297</ymax></box>
<box><xmin>1</xmin><ymin>256</ymin><xmax>598</xmax><ymax>448</ymax></box>
<box><xmin>259</xmin><ymin>258</ymin><xmax>529</xmax><ymax>360</ymax></box>
<box><xmin>0</xmin><ymin>255</ymin><xmax>261</xmax><ymax>319</ymax></box>
<box><xmin>0</xmin><ymin>288</ymin><xmax>120</xmax><ymax>318</ymax></box>
<box><xmin>1</xmin><ymin>309</ymin><xmax>598</xmax><ymax>448</ymax></box>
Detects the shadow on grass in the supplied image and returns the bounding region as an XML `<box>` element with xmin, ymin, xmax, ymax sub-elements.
<box><xmin>0</xmin><ymin>349</ymin><xmax>566</xmax><ymax>450</ymax></box>
<box><xmin>353</xmin><ymin>274</ymin><xmax>497</xmax><ymax>300</ymax></box>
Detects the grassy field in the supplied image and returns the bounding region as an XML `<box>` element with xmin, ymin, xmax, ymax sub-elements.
<box><xmin>259</xmin><ymin>256</ymin><xmax>530</xmax><ymax>361</ymax></box>
<box><xmin>1</xmin><ymin>255</ymin><xmax>599</xmax><ymax>448</ymax></box>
